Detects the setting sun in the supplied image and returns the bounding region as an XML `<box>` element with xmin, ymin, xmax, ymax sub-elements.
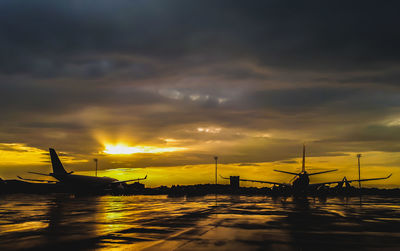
<box><xmin>103</xmin><ymin>143</ymin><xmax>186</xmax><ymax>155</ymax></box>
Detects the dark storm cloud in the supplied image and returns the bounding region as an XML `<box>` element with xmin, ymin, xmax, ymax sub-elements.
<box><xmin>1</xmin><ymin>0</ymin><xmax>400</xmax><ymax>78</ymax></box>
<box><xmin>0</xmin><ymin>81</ymin><xmax>164</xmax><ymax>116</ymax></box>
<box><xmin>333</xmin><ymin>69</ymin><xmax>400</xmax><ymax>86</ymax></box>
<box><xmin>238</xmin><ymin>87</ymin><xmax>359</xmax><ymax>111</ymax></box>
<box><xmin>317</xmin><ymin>125</ymin><xmax>400</xmax><ymax>153</ymax></box>
<box><xmin>1</xmin><ymin>0</ymin><xmax>400</xmax><ymax>167</ymax></box>
<box><xmin>349</xmin><ymin>125</ymin><xmax>400</xmax><ymax>142</ymax></box>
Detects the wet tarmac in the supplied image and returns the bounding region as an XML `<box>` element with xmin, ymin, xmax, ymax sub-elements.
<box><xmin>0</xmin><ymin>194</ymin><xmax>399</xmax><ymax>250</ymax></box>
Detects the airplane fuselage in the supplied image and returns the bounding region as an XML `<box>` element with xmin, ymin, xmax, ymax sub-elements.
<box><xmin>51</xmin><ymin>173</ymin><xmax>118</xmax><ymax>188</ymax></box>
<box><xmin>16</xmin><ymin>148</ymin><xmax>147</xmax><ymax>194</ymax></box>
<box><xmin>292</xmin><ymin>172</ymin><xmax>310</xmax><ymax>192</ymax></box>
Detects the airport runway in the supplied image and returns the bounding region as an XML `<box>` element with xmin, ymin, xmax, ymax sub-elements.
<box><xmin>0</xmin><ymin>194</ymin><xmax>399</xmax><ymax>250</ymax></box>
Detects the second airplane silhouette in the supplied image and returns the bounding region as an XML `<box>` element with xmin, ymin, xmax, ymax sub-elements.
<box><xmin>222</xmin><ymin>145</ymin><xmax>391</xmax><ymax>193</ymax></box>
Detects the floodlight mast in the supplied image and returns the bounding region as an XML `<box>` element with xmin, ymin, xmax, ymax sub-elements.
<box><xmin>214</xmin><ymin>156</ymin><xmax>218</xmax><ymax>185</ymax></box>
<box><xmin>94</xmin><ymin>158</ymin><xmax>98</xmax><ymax>177</ymax></box>
<box><xmin>357</xmin><ymin>154</ymin><xmax>362</xmax><ymax>189</ymax></box>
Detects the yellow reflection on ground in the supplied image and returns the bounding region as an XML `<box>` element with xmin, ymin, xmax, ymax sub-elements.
<box><xmin>97</xmin><ymin>196</ymin><xmax>127</xmax><ymax>235</ymax></box>
<box><xmin>0</xmin><ymin>221</ymin><xmax>48</xmax><ymax>234</ymax></box>
<box><xmin>103</xmin><ymin>143</ymin><xmax>186</xmax><ymax>155</ymax></box>
<box><xmin>95</xmin><ymin>195</ymin><xmax>178</xmax><ymax>250</ymax></box>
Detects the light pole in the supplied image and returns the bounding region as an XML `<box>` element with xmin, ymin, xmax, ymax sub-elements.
<box><xmin>214</xmin><ymin>156</ymin><xmax>218</xmax><ymax>186</ymax></box>
<box><xmin>94</xmin><ymin>158</ymin><xmax>98</xmax><ymax>177</ymax></box>
<box><xmin>357</xmin><ymin>154</ymin><xmax>362</xmax><ymax>189</ymax></box>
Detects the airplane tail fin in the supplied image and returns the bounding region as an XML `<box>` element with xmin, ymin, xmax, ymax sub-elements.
<box><xmin>49</xmin><ymin>148</ymin><xmax>68</xmax><ymax>175</ymax></box>
<box><xmin>302</xmin><ymin>144</ymin><xmax>306</xmax><ymax>172</ymax></box>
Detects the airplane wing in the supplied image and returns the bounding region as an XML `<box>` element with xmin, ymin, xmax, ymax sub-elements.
<box><xmin>310</xmin><ymin>174</ymin><xmax>392</xmax><ymax>187</ymax></box>
<box><xmin>18</xmin><ymin>176</ymin><xmax>58</xmax><ymax>183</ymax></box>
<box><xmin>28</xmin><ymin>171</ymin><xmax>52</xmax><ymax>176</ymax></box>
<box><xmin>308</xmin><ymin>169</ymin><xmax>338</xmax><ymax>176</ymax></box>
<box><xmin>112</xmin><ymin>175</ymin><xmax>147</xmax><ymax>184</ymax></box>
<box><xmin>220</xmin><ymin>175</ymin><xmax>290</xmax><ymax>186</ymax></box>
<box><xmin>273</xmin><ymin>169</ymin><xmax>299</xmax><ymax>176</ymax></box>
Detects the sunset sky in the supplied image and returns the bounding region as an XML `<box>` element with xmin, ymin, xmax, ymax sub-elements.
<box><xmin>1</xmin><ymin>1</ymin><xmax>400</xmax><ymax>187</ymax></box>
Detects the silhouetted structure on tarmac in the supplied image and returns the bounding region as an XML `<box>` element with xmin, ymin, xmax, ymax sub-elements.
<box><xmin>230</xmin><ymin>176</ymin><xmax>240</xmax><ymax>189</ymax></box>
<box><xmin>0</xmin><ymin>177</ymin><xmax>4</xmax><ymax>193</ymax></box>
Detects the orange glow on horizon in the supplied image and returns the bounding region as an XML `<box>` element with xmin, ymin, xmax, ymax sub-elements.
<box><xmin>0</xmin><ymin>142</ymin><xmax>398</xmax><ymax>188</ymax></box>
<box><xmin>77</xmin><ymin>152</ymin><xmax>400</xmax><ymax>188</ymax></box>
<box><xmin>103</xmin><ymin>143</ymin><xmax>186</xmax><ymax>155</ymax></box>
<box><xmin>0</xmin><ymin>143</ymin><xmax>86</xmax><ymax>166</ymax></box>
<box><xmin>0</xmin><ymin>143</ymin><xmax>47</xmax><ymax>165</ymax></box>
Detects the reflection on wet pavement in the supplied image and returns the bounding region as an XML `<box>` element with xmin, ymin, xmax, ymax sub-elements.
<box><xmin>0</xmin><ymin>194</ymin><xmax>399</xmax><ymax>250</ymax></box>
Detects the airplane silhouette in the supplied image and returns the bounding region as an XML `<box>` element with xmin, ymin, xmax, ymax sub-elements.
<box><xmin>221</xmin><ymin>145</ymin><xmax>392</xmax><ymax>193</ymax></box>
<box><xmin>18</xmin><ymin>148</ymin><xmax>146</xmax><ymax>190</ymax></box>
